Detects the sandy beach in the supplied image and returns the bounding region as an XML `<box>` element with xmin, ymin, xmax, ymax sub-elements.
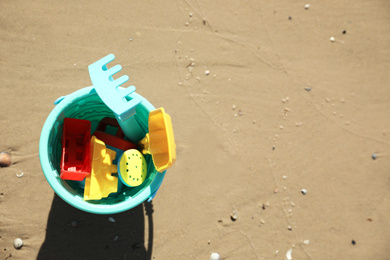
<box><xmin>1</xmin><ymin>0</ymin><xmax>390</xmax><ymax>259</ymax></box>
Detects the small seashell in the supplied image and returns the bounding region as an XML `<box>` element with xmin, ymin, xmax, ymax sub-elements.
<box><xmin>286</xmin><ymin>248</ymin><xmax>293</xmax><ymax>260</ymax></box>
<box><xmin>232</xmin><ymin>104</ymin><xmax>237</xmax><ymax>110</ymax></box>
<box><xmin>330</xmin><ymin>36</ymin><xmax>335</xmax><ymax>42</ymax></box>
<box><xmin>14</xmin><ymin>238</ymin><xmax>23</xmax><ymax>249</ymax></box>
<box><xmin>301</xmin><ymin>189</ymin><xmax>307</xmax><ymax>195</ymax></box>
<box><xmin>0</xmin><ymin>152</ymin><xmax>11</xmax><ymax>167</ymax></box>
<box><xmin>372</xmin><ymin>153</ymin><xmax>377</xmax><ymax>160</ymax></box>
<box><xmin>288</xmin><ymin>225</ymin><xmax>292</xmax><ymax>230</ymax></box>
<box><xmin>231</xmin><ymin>210</ymin><xmax>238</xmax><ymax>221</ymax></box>
<box><xmin>210</xmin><ymin>252</ymin><xmax>221</xmax><ymax>260</ymax></box>
<box><xmin>108</xmin><ymin>217</ymin><xmax>116</xmax><ymax>223</ymax></box>
<box><xmin>205</xmin><ymin>70</ymin><xmax>210</xmax><ymax>75</ymax></box>
<box><xmin>303</xmin><ymin>240</ymin><xmax>310</xmax><ymax>245</ymax></box>
<box><xmin>16</xmin><ymin>171</ymin><xmax>24</xmax><ymax>178</ymax></box>
<box><xmin>260</xmin><ymin>218</ymin><xmax>266</xmax><ymax>224</ymax></box>
<box><xmin>304</xmin><ymin>4</ymin><xmax>310</xmax><ymax>9</ymax></box>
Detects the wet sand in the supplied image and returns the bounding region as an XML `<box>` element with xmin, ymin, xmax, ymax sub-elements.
<box><xmin>1</xmin><ymin>0</ymin><xmax>390</xmax><ymax>259</ymax></box>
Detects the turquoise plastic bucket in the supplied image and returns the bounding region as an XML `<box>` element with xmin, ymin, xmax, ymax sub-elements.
<box><xmin>39</xmin><ymin>86</ymin><xmax>165</xmax><ymax>214</ymax></box>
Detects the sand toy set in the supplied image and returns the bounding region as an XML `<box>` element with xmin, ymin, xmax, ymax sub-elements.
<box><xmin>39</xmin><ymin>54</ymin><xmax>176</xmax><ymax>214</ymax></box>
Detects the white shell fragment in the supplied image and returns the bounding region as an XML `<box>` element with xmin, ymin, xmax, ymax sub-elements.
<box><xmin>301</xmin><ymin>189</ymin><xmax>307</xmax><ymax>195</ymax></box>
<box><xmin>16</xmin><ymin>171</ymin><xmax>24</xmax><ymax>178</ymax></box>
<box><xmin>304</xmin><ymin>4</ymin><xmax>310</xmax><ymax>9</ymax></box>
<box><xmin>286</xmin><ymin>248</ymin><xmax>293</xmax><ymax>260</ymax></box>
<box><xmin>14</xmin><ymin>238</ymin><xmax>23</xmax><ymax>249</ymax></box>
<box><xmin>205</xmin><ymin>70</ymin><xmax>210</xmax><ymax>75</ymax></box>
<box><xmin>330</xmin><ymin>36</ymin><xmax>335</xmax><ymax>42</ymax></box>
<box><xmin>231</xmin><ymin>210</ymin><xmax>238</xmax><ymax>221</ymax></box>
<box><xmin>303</xmin><ymin>240</ymin><xmax>310</xmax><ymax>245</ymax></box>
<box><xmin>210</xmin><ymin>252</ymin><xmax>221</xmax><ymax>260</ymax></box>
<box><xmin>108</xmin><ymin>217</ymin><xmax>116</xmax><ymax>223</ymax></box>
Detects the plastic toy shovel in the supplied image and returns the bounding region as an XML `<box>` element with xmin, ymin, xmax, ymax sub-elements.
<box><xmin>138</xmin><ymin>108</ymin><xmax>176</xmax><ymax>173</ymax></box>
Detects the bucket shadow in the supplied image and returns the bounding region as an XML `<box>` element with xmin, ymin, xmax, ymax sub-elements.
<box><xmin>37</xmin><ymin>194</ymin><xmax>153</xmax><ymax>260</ymax></box>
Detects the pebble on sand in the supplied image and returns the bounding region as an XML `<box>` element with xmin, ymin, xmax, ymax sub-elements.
<box><xmin>372</xmin><ymin>153</ymin><xmax>377</xmax><ymax>160</ymax></box>
<box><xmin>330</xmin><ymin>36</ymin><xmax>335</xmax><ymax>42</ymax></box>
<box><xmin>14</xmin><ymin>238</ymin><xmax>23</xmax><ymax>250</ymax></box>
<box><xmin>210</xmin><ymin>252</ymin><xmax>221</xmax><ymax>260</ymax></box>
<box><xmin>0</xmin><ymin>152</ymin><xmax>11</xmax><ymax>167</ymax></box>
<box><xmin>304</xmin><ymin>4</ymin><xmax>310</xmax><ymax>9</ymax></box>
<box><xmin>301</xmin><ymin>189</ymin><xmax>307</xmax><ymax>195</ymax></box>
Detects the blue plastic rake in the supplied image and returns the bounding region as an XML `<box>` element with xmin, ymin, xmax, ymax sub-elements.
<box><xmin>88</xmin><ymin>54</ymin><xmax>142</xmax><ymax>122</ymax></box>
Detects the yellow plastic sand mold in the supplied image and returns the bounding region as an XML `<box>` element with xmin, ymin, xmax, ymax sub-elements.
<box><xmin>84</xmin><ymin>136</ymin><xmax>118</xmax><ymax>201</ymax></box>
<box><xmin>138</xmin><ymin>107</ymin><xmax>176</xmax><ymax>173</ymax></box>
<box><xmin>118</xmin><ymin>149</ymin><xmax>147</xmax><ymax>187</ymax></box>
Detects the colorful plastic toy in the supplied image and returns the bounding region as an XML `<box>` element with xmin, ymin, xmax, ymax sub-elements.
<box><xmin>93</xmin><ymin>117</ymin><xmax>137</xmax><ymax>164</ymax></box>
<box><xmin>93</xmin><ymin>117</ymin><xmax>137</xmax><ymax>151</ymax></box>
<box><xmin>88</xmin><ymin>54</ymin><xmax>144</xmax><ymax>142</ymax></box>
<box><xmin>118</xmin><ymin>149</ymin><xmax>147</xmax><ymax>187</ymax></box>
<box><xmin>138</xmin><ymin>107</ymin><xmax>176</xmax><ymax>173</ymax></box>
<box><xmin>84</xmin><ymin>136</ymin><xmax>118</xmax><ymax>201</ymax></box>
<box><xmin>60</xmin><ymin>118</ymin><xmax>92</xmax><ymax>181</ymax></box>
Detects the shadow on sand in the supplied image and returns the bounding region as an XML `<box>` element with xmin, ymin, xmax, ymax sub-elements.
<box><xmin>37</xmin><ymin>194</ymin><xmax>153</xmax><ymax>260</ymax></box>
